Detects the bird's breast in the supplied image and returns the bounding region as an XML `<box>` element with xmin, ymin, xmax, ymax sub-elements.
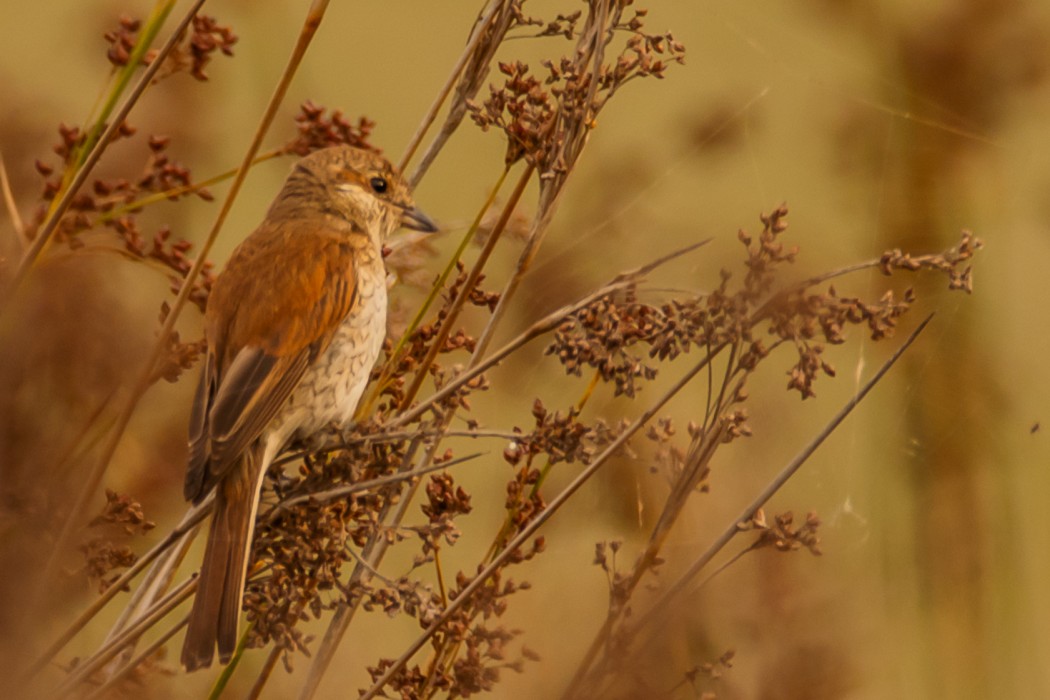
<box><xmin>274</xmin><ymin>254</ymin><xmax>388</xmax><ymax>439</ymax></box>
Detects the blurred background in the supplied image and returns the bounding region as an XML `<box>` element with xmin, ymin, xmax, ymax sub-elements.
<box><xmin>1</xmin><ymin>1</ymin><xmax>1049</xmax><ymax>698</ymax></box>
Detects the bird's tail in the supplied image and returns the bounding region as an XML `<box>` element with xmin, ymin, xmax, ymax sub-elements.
<box><xmin>181</xmin><ymin>449</ymin><xmax>265</xmax><ymax>671</ymax></box>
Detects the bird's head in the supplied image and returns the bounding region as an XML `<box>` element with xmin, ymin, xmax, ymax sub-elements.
<box><xmin>276</xmin><ymin>145</ymin><xmax>438</xmax><ymax>241</ymax></box>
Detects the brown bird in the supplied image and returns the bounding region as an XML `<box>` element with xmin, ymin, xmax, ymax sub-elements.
<box><xmin>180</xmin><ymin>145</ymin><xmax>436</xmax><ymax>671</ymax></box>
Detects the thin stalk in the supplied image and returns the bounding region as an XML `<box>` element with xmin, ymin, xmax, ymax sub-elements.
<box><xmin>392</xmin><ymin>240</ymin><xmax>710</xmax><ymax>429</ymax></box>
<box><xmin>73</xmin><ymin>1</ymin><xmax>177</xmax><ymax>171</ymax></box>
<box><xmin>84</xmin><ymin>617</ymin><xmax>188</xmax><ymax>700</ymax></box>
<box><xmin>438</xmin><ymin>367</ymin><xmax>604</xmax><ymax>693</ymax></box>
<box><xmin>649</xmin><ymin>314</ymin><xmax>933</xmax><ymax>625</ymax></box>
<box><xmin>263</xmin><ymin>451</ymin><xmax>482</xmax><ymax>523</ymax></box>
<box><xmin>56</xmin><ymin>576</ymin><xmax>196</xmax><ymax>694</ymax></box>
<box><xmin>399</xmin><ymin>162</ymin><xmax>532</xmax><ymax>409</ymax></box>
<box><xmin>102</xmin><ymin>500</ymin><xmax>210</xmax><ymax>650</ymax></box>
<box><xmin>399</xmin><ymin>0</ymin><xmax>504</xmax><ymax>174</ymax></box>
<box><xmin>247</xmin><ymin>647</ymin><xmax>282</xmax><ymax>700</ymax></box>
<box><xmin>207</xmin><ymin>622</ymin><xmax>253</xmax><ymax>700</ymax></box>
<box><xmin>483</xmin><ymin>368</ymin><xmax>602</xmax><ymax>564</ymax></box>
<box><xmin>44</xmin><ymin>0</ymin><xmax>175</xmax><ymax>214</ymax></box>
<box><xmin>271</xmin><ymin>427</ymin><xmax>518</xmax><ymax>467</ymax></box>
<box><xmin>470</xmin><ymin>168</ymin><xmax>561</xmax><ymax>360</ymax></box>
<box><xmin>0</xmin><ymin>152</ymin><xmax>25</xmax><ymax>242</ymax></box>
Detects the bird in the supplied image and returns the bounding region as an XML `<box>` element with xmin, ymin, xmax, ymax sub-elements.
<box><xmin>180</xmin><ymin>145</ymin><xmax>437</xmax><ymax>671</ymax></box>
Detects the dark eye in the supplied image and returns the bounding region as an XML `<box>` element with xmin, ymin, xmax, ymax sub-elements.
<box><xmin>369</xmin><ymin>176</ymin><xmax>388</xmax><ymax>194</ymax></box>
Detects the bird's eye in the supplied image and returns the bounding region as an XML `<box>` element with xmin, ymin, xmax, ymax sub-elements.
<box><xmin>369</xmin><ymin>176</ymin><xmax>389</xmax><ymax>194</ymax></box>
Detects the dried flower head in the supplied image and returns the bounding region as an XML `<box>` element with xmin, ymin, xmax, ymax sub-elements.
<box><xmin>282</xmin><ymin>100</ymin><xmax>377</xmax><ymax>156</ymax></box>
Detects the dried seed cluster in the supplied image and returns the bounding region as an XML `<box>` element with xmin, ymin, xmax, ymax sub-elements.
<box><xmin>281</xmin><ymin>100</ymin><xmax>377</xmax><ymax>157</ymax></box>
<box><xmin>548</xmin><ymin>206</ymin><xmax>982</xmax><ymax>401</ymax></box>
<box><xmin>504</xmin><ymin>399</ymin><xmax>623</xmax><ymax>468</ymax></box>
<box><xmin>247</xmin><ymin>433</ymin><xmax>433</xmax><ymax>664</ymax></box>
<box><xmin>879</xmin><ymin>229</ymin><xmax>982</xmax><ymax>293</ymax></box>
<box><xmin>367</xmin><ymin>565</ymin><xmax>542</xmax><ymax>698</ymax></box>
<box><xmin>104</xmin><ymin>13</ymin><xmax>237</xmax><ymax>81</ymax></box>
<box><xmin>81</xmin><ymin>490</ymin><xmax>155</xmax><ymax>593</ymax></box>
<box><xmin>468</xmin><ymin>5</ymin><xmax>685</xmax><ymax>172</ymax></box>
<box><xmin>740</xmin><ymin>509</ymin><xmax>823</xmax><ymax>556</ymax></box>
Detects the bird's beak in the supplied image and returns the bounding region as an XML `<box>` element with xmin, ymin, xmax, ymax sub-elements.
<box><xmin>401</xmin><ymin>206</ymin><xmax>439</xmax><ymax>233</ymax></box>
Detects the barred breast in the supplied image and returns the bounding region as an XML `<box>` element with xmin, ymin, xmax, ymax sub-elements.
<box><xmin>272</xmin><ymin>242</ymin><xmax>387</xmax><ymax>442</ymax></box>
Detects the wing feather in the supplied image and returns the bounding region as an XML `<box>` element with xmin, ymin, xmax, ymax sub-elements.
<box><xmin>186</xmin><ymin>351</ymin><xmax>217</xmax><ymax>501</ymax></box>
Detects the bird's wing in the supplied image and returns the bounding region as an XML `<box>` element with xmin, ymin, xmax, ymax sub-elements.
<box><xmin>185</xmin><ymin>218</ymin><xmax>364</xmax><ymax>502</ymax></box>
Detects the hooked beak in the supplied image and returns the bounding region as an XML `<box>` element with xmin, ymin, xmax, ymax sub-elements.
<box><xmin>400</xmin><ymin>206</ymin><xmax>439</xmax><ymax>233</ymax></box>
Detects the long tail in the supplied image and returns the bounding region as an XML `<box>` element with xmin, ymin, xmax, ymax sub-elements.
<box><xmin>181</xmin><ymin>449</ymin><xmax>265</xmax><ymax>671</ymax></box>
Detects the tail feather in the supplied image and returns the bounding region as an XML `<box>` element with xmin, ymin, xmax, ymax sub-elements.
<box><xmin>181</xmin><ymin>450</ymin><xmax>264</xmax><ymax>670</ymax></box>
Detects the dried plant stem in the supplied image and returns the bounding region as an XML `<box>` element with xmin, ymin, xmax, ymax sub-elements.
<box><xmin>659</xmin><ymin>314</ymin><xmax>931</xmax><ymax>618</ymax></box>
<box><xmin>399</xmin><ymin>0</ymin><xmax>505</xmax><ymax>176</ymax></box>
<box><xmin>39</xmin><ymin>0</ymin><xmax>331</xmax><ymax>600</ymax></box>
<box><xmin>563</xmin><ymin>314</ymin><xmax>935</xmax><ymax>698</ymax></box>
<box><xmin>468</xmin><ymin>1</ymin><xmax>617</xmax><ymax>357</ymax></box>
<box><xmin>471</xmin><ymin>166</ymin><xmax>562</xmax><ymax>360</ymax></box>
<box><xmin>74</xmin><ymin>0</ymin><xmax>176</xmax><ymax>170</ymax></box>
<box><xmin>84</xmin><ymin>618</ymin><xmax>188</xmax><ymax>700</ymax></box>
<box><xmin>598</xmin><ymin>360</ymin><xmax>747</xmax><ymax>631</ymax></box>
<box><xmin>272</xmin><ymin>428</ymin><xmax>518</xmax><ymax>467</ymax></box>
<box><xmin>360</xmin><ymin>338</ymin><xmax>722</xmax><ymax>699</ymax></box>
<box><xmin>296</xmin><ymin>425</ymin><xmax>474</xmax><ymax>698</ymax></box>
<box><xmin>4</xmin><ymin>0</ymin><xmax>200</xmax><ymax>303</ymax></box>
<box><xmin>406</xmin><ymin>0</ymin><xmax>522</xmax><ymax>188</ymax></box>
<box><xmin>561</xmin><ymin>416</ymin><xmax>735</xmax><ymax>699</ymax></box>
<box><xmin>43</xmin><ymin>0</ymin><xmax>174</xmax><ymax>215</ymax></box>
<box><xmin>398</xmin><ymin>280</ymin><xmax>622</xmax><ymax>428</ymax></box>
<box><xmin>482</xmin><ymin>369</ymin><xmax>603</xmax><ymax>565</ymax></box>
<box><xmin>247</xmin><ymin>647</ymin><xmax>281</xmax><ymax>700</ymax></box>
<box><xmin>0</xmin><ymin>152</ymin><xmax>25</xmax><ymax>242</ymax></box>
<box><xmin>56</xmin><ymin>577</ymin><xmax>196</xmax><ymax>695</ymax></box>
<box><xmin>637</xmin><ymin>412</ymin><xmax>733</xmax><ymax>571</ymax></box>
<box><xmin>428</xmin><ymin>369</ymin><xmax>606</xmax><ymax>691</ymax></box>
<box><xmin>400</xmin><ymin>162</ymin><xmax>533</xmax><ymax>408</ymax></box>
